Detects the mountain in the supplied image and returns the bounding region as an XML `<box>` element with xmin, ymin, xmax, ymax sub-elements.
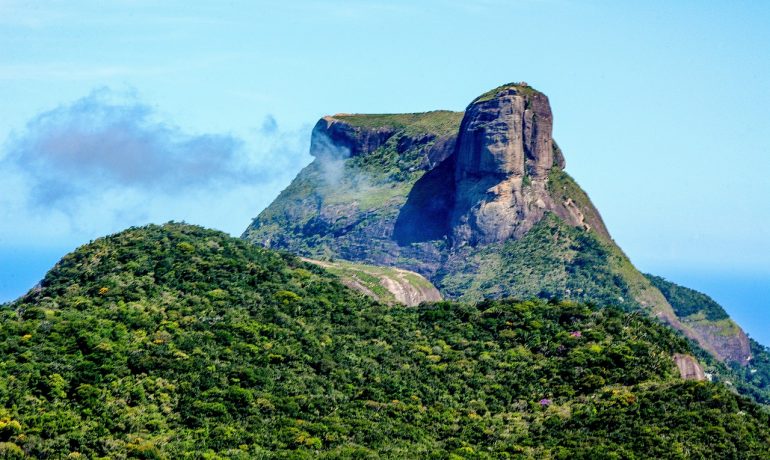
<box><xmin>242</xmin><ymin>82</ymin><xmax>752</xmax><ymax>368</ymax></box>
<box><xmin>3</xmin><ymin>223</ymin><xmax>770</xmax><ymax>458</ymax></box>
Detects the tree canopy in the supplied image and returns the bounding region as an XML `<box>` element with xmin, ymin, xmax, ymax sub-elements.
<box><xmin>1</xmin><ymin>223</ymin><xmax>769</xmax><ymax>458</ymax></box>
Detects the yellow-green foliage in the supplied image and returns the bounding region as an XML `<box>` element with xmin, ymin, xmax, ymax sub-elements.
<box><xmin>439</xmin><ymin>214</ymin><xmax>635</xmax><ymax>309</ymax></box>
<box><xmin>683</xmin><ymin>315</ymin><xmax>742</xmax><ymax>337</ymax></box>
<box><xmin>646</xmin><ymin>274</ymin><xmax>730</xmax><ymax>321</ymax></box>
<box><xmin>547</xmin><ymin>167</ymin><xmax>608</xmax><ymax>237</ymax></box>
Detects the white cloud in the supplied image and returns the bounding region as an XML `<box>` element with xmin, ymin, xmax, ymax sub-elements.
<box><xmin>0</xmin><ymin>88</ymin><xmax>312</xmax><ymax>244</ymax></box>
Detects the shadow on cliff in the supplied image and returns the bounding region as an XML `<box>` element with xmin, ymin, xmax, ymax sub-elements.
<box><xmin>393</xmin><ymin>155</ymin><xmax>455</xmax><ymax>245</ymax></box>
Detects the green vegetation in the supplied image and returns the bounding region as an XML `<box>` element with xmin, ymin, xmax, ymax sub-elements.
<box><xmin>333</xmin><ymin>111</ymin><xmax>463</xmax><ymax>137</ymax></box>
<box><xmin>439</xmin><ymin>214</ymin><xmax>634</xmax><ymax>310</ymax></box>
<box><xmin>245</xmin><ymin>82</ymin><xmax>766</xmax><ymax>425</ymax></box>
<box><xmin>344</xmin><ymin>136</ymin><xmax>422</xmax><ymax>185</ymax></box>
<box><xmin>320</xmin><ymin>259</ymin><xmax>395</xmax><ymax>300</ymax></box>
<box><xmin>547</xmin><ymin>167</ymin><xmax>608</xmax><ymax>238</ymax></box>
<box><xmin>736</xmin><ymin>339</ymin><xmax>770</xmax><ymax>404</ymax></box>
<box><xmin>243</xmin><ymin>125</ymin><xmax>443</xmax><ymax>259</ymax></box>
<box><xmin>544</xmin><ymin>169</ymin><xmax>685</xmax><ymax>322</ymax></box>
<box><xmin>648</xmin><ymin>275</ymin><xmax>770</xmax><ymax>405</ymax></box>
<box><xmin>3</xmin><ymin>223</ymin><xmax>770</xmax><ymax>458</ymax></box>
<box><xmin>674</xmin><ymin>332</ymin><xmax>770</xmax><ymax>407</ymax></box>
<box><xmin>646</xmin><ymin>274</ymin><xmax>729</xmax><ymax>321</ymax></box>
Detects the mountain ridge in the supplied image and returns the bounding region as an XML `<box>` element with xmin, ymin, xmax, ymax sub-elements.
<box><xmin>242</xmin><ymin>82</ymin><xmax>752</xmax><ymax>369</ymax></box>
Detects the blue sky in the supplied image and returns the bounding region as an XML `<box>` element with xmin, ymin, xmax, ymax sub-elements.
<box><xmin>1</xmin><ymin>1</ymin><xmax>769</xmax><ymax>342</ymax></box>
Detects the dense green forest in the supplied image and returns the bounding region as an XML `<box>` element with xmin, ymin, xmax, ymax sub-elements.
<box><xmin>1</xmin><ymin>224</ymin><xmax>770</xmax><ymax>458</ymax></box>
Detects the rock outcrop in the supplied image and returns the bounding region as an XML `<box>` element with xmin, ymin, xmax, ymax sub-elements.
<box><xmin>312</xmin><ymin>116</ymin><xmax>397</xmax><ymax>158</ymax></box>
<box><xmin>673</xmin><ymin>353</ymin><xmax>707</xmax><ymax>381</ymax></box>
<box><xmin>455</xmin><ymin>85</ymin><xmax>555</xmax><ymax>180</ymax></box>
<box><xmin>311</xmin><ymin>112</ymin><xmax>458</xmax><ymax>168</ymax></box>
<box><xmin>451</xmin><ymin>84</ymin><xmax>608</xmax><ymax>246</ymax></box>
<box><xmin>684</xmin><ymin>319</ymin><xmax>752</xmax><ymax>364</ymax></box>
<box><xmin>246</xmin><ymin>110</ymin><xmax>464</xmax><ymax>278</ymax></box>
<box><xmin>647</xmin><ymin>274</ymin><xmax>752</xmax><ymax>365</ymax></box>
<box><xmin>302</xmin><ymin>258</ymin><xmax>442</xmax><ymax>307</ymax></box>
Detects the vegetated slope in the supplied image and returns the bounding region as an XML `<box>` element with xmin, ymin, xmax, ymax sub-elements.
<box><xmin>439</xmin><ymin>214</ymin><xmax>630</xmax><ymax>305</ymax></box>
<box><xmin>647</xmin><ymin>274</ymin><xmax>770</xmax><ymax>404</ymax></box>
<box><xmin>646</xmin><ymin>274</ymin><xmax>750</xmax><ymax>363</ymax></box>
<box><xmin>302</xmin><ymin>258</ymin><xmax>441</xmax><ymax>306</ymax></box>
<box><xmin>242</xmin><ymin>82</ymin><xmax>752</xmax><ymax>372</ymax></box>
<box><xmin>2</xmin><ymin>223</ymin><xmax>770</xmax><ymax>458</ymax></box>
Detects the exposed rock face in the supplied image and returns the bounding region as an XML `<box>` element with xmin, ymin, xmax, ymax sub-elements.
<box><xmin>646</xmin><ymin>274</ymin><xmax>752</xmax><ymax>365</ymax></box>
<box><xmin>455</xmin><ymin>87</ymin><xmax>554</xmax><ymax>179</ymax></box>
<box><xmin>302</xmin><ymin>258</ymin><xmax>442</xmax><ymax>307</ymax></box>
<box><xmin>310</xmin><ymin>113</ymin><xmax>458</xmax><ymax>168</ymax></box>
<box><xmin>245</xmin><ymin>110</ymin><xmax>464</xmax><ymax>277</ymax></box>
<box><xmin>686</xmin><ymin>320</ymin><xmax>752</xmax><ymax>364</ymax></box>
<box><xmin>312</xmin><ymin>116</ymin><xmax>397</xmax><ymax>158</ymax></box>
<box><xmin>673</xmin><ymin>354</ymin><xmax>707</xmax><ymax>381</ymax></box>
<box><xmin>451</xmin><ymin>84</ymin><xmax>604</xmax><ymax>246</ymax></box>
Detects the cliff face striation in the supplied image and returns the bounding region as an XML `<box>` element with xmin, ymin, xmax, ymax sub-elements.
<box><xmin>242</xmin><ymin>82</ymin><xmax>752</xmax><ymax>367</ymax></box>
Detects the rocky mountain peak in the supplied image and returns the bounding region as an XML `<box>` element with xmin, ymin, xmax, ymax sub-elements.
<box><xmin>242</xmin><ymin>81</ymin><xmax>752</xmax><ymax>368</ymax></box>
<box><xmin>450</xmin><ymin>83</ymin><xmax>585</xmax><ymax>246</ymax></box>
<box><xmin>456</xmin><ymin>83</ymin><xmax>562</xmax><ymax>180</ymax></box>
<box><xmin>309</xmin><ymin>111</ymin><xmax>463</xmax><ymax>170</ymax></box>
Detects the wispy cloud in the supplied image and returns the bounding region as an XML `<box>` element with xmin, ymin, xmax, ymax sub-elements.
<box><xmin>311</xmin><ymin>131</ymin><xmax>351</xmax><ymax>187</ymax></box>
<box><xmin>0</xmin><ymin>87</ymin><xmax>312</xmax><ymax>239</ymax></box>
<box><xmin>7</xmin><ymin>88</ymin><xmax>252</xmax><ymax>202</ymax></box>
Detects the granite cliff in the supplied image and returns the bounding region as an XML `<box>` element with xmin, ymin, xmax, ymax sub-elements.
<box><xmin>242</xmin><ymin>83</ymin><xmax>752</xmax><ymax>368</ymax></box>
<box><xmin>451</xmin><ymin>85</ymin><xmax>602</xmax><ymax>246</ymax></box>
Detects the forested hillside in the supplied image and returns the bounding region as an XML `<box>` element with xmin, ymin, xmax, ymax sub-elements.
<box><xmin>1</xmin><ymin>223</ymin><xmax>769</xmax><ymax>458</ymax></box>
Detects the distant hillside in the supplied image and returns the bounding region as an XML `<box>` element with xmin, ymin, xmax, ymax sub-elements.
<box><xmin>647</xmin><ymin>274</ymin><xmax>770</xmax><ymax>404</ymax></box>
<box><xmin>242</xmin><ymin>82</ymin><xmax>752</xmax><ymax>373</ymax></box>
<box><xmin>3</xmin><ymin>223</ymin><xmax>770</xmax><ymax>458</ymax></box>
